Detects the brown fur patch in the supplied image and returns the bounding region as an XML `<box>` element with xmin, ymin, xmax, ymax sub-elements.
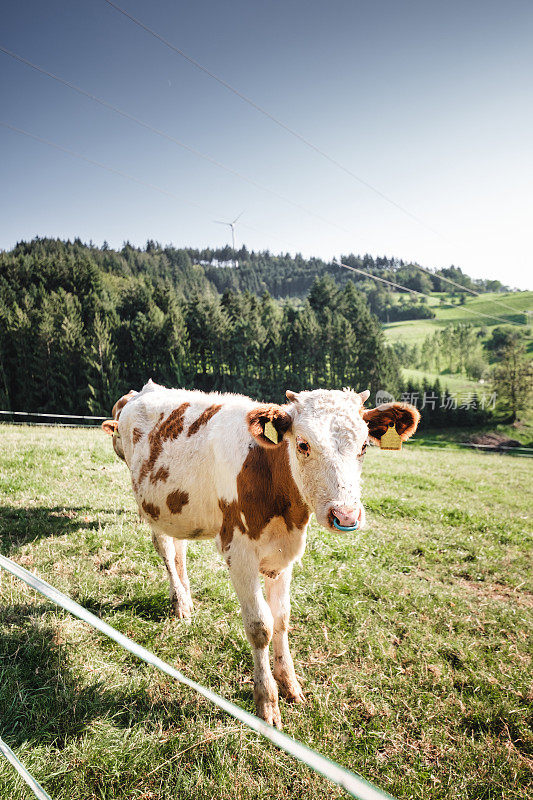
<box><xmin>246</xmin><ymin>404</ymin><xmax>292</xmax><ymax>448</ymax></box>
<box><xmin>362</xmin><ymin>403</ymin><xmax>420</xmax><ymax>444</ymax></box>
<box><xmin>158</xmin><ymin>404</ymin><xmax>191</xmax><ymax>440</ymax></box>
<box><xmin>260</xmin><ymin>568</ymin><xmax>281</xmax><ymax>580</ymax></box>
<box><xmin>166</xmin><ymin>489</ymin><xmax>189</xmax><ymax>514</ymax></box>
<box><xmin>142</xmin><ymin>500</ymin><xmax>160</xmax><ymax>520</ymax></box>
<box><xmin>112</xmin><ymin>389</ymin><xmax>137</xmax><ymax>420</ymax></box>
<box><xmin>132</xmin><ymin>427</ymin><xmax>143</xmax><ymax>445</ymax></box>
<box><xmin>138</xmin><ymin>403</ymin><xmax>190</xmax><ymax>486</ymax></box>
<box><xmin>187</xmin><ymin>404</ymin><xmax>222</xmax><ymax>436</ymax></box>
<box><xmin>237</xmin><ymin>442</ymin><xmax>309</xmax><ymax>539</ymax></box>
<box><xmin>218</xmin><ymin>499</ymin><xmax>245</xmax><ymax>552</ymax></box>
<box><xmin>150</xmin><ymin>466</ymin><xmax>170</xmax><ymax>484</ymax></box>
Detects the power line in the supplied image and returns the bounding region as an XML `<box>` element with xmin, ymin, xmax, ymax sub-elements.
<box><xmin>100</xmin><ymin>0</ymin><xmax>445</xmax><ymax>241</ymax></box>
<box><xmin>0</xmin><ymin>121</ymin><xmax>300</xmax><ymax>251</ymax></box>
<box><xmin>0</xmin><ymin>122</ymin><xmax>211</xmax><ymax>214</ymax></box>
<box><xmin>333</xmin><ymin>260</ymin><xmax>527</xmax><ymax>327</ymax></box>
<box><xmin>0</xmin><ymin>118</ymin><xmax>527</xmax><ymax>330</ymax></box>
<box><xmin>0</xmin><ymin>44</ymin><xmax>354</xmax><ymax>238</ymax></box>
<box><xmin>396</xmin><ymin>258</ymin><xmax>529</xmax><ymax>317</ymax></box>
<box><xmin>99</xmin><ymin>2</ymin><xmax>531</xmax><ymax>320</ymax></box>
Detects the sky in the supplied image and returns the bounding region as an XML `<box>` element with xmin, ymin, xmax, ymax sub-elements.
<box><xmin>1</xmin><ymin>0</ymin><xmax>532</xmax><ymax>289</ymax></box>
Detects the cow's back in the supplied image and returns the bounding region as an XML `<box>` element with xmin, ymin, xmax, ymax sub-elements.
<box><xmin>118</xmin><ymin>382</ymin><xmax>255</xmax><ymax>539</ymax></box>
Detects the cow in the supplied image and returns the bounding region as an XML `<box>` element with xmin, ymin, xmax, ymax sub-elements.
<box><xmin>102</xmin><ymin>380</ymin><xmax>420</xmax><ymax>728</ymax></box>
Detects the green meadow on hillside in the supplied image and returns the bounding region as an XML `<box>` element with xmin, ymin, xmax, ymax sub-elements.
<box><xmin>384</xmin><ymin>291</ymin><xmax>532</xmax><ymax>346</ymax></box>
<box><xmin>0</xmin><ymin>425</ymin><xmax>531</xmax><ymax>800</ymax></box>
<box><xmin>384</xmin><ymin>291</ymin><xmax>532</xmax><ymax>420</ymax></box>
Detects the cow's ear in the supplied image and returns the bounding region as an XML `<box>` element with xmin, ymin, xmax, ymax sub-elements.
<box><xmin>362</xmin><ymin>403</ymin><xmax>420</xmax><ymax>444</ymax></box>
<box><xmin>247</xmin><ymin>404</ymin><xmax>292</xmax><ymax>448</ymax></box>
<box><xmin>102</xmin><ymin>419</ymin><xmax>119</xmax><ymax>436</ymax></box>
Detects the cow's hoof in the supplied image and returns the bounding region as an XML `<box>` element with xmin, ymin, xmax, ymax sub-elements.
<box><xmin>274</xmin><ymin>669</ymin><xmax>305</xmax><ymax>704</ymax></box>
<box><xmin>257</xmin><ymin>699</ymin><xmax>283</xmax><ymax>729</ymax></box>
<box><xmin>170</xmin><ymin>596</ymin><xmax>193</xmax><ymax>621</ymax></box>
<box><xmin>283</xmin><ymin>684</ymin><xmax>306</xmax><ymax>704</ymax></box>
<box><xmin>254</xmin><ymin>684</ymin><xmax>282</xmax><ymax>729</ymax></box>
<box><xmin>276</xmin><ymin>678</ymin><xmax>305</xmax><ymax>704</ymax></box>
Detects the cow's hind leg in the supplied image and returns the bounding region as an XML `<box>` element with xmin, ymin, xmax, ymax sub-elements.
<box><xmin>226</xmin><ymin>543</ymin><xmax>281</xmax><ymax>728</ymax></box>
<box><xmin>265</xmin><ymin>567</ymin><xmax>305</xmax><ymax>703</ymax></box>
<box><xmin>151</xmin><ymin>529</ymin><xmax>192</xmax><ymax>620</ymax></box>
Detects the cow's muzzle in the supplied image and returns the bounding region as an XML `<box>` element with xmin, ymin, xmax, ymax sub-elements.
<box><xmin>327</xmin><ymin>504</ymin><xmax>365</xmax><ymax>532</ymax></box>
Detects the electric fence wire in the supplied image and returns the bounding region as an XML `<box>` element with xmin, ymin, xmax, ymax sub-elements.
<box><xmin>1</xmin><ymin>411</ymin><xmax>532</xmax><ymax>455</ymax></box>
<box><xmin>0</xmin><ymin>553</ymin><xmax>396</xmax><ymax>800</ymax></box>
<box><xmin>0</xmin><ymin>736</ymin><xmax>53</xmax><ymax>800</ymax></box>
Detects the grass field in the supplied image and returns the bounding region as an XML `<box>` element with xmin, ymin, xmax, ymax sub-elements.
<box><xmin>0</xmin><ymin>425</ymin><xmax>532</xmax><ymax>800</ymax></box>
<box><xmin>400</xmin><ymin>368</ymin><xmax>481</xmax><ymax>397</ymax></box>
<box><xmin>384</xmin><ymin>291</ymin><xmax>532</xmax><ymax>347</ymax></box>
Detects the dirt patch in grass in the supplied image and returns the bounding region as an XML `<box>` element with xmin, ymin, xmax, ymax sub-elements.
<box><xmin>458</xmin><ymin>578</ymin><xmax>533</xmax><ymax>608</ymax></box>
<box><xmin>469</xmin><ymin>432</ymin><xmax>522</xmax><ymax>450</ymax></box>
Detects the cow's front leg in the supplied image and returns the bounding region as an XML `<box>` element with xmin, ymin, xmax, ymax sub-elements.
<box><xmin>151</xmin><ymin>530</ymin><xmax>192</xmax><ymax>619</ymax></box>
<box><xmin>226</xmin><ymin>545</ymin><xmax>281</xmax><ymax>728</ymax></box>
<box><xmin>265</xmin><ymin>566</ymin><xmax>305</xmax><ymax>703</ymax></box>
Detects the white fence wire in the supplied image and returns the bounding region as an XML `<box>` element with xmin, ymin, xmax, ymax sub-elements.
<box><xmin>0</xmin><ymin>554</ymin><xmax>396</xmax><ymax>800</ymax></box>
<box><xmin>0</xmin><ymin>735</ymin><xmax>53</xmax><ymax>800</ymax></box>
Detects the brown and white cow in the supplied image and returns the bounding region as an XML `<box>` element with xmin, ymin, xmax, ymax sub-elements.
<box><xmin>103</xmin><ymin>380</ymin><xmax>419</xmax><ymax>727</ymax></box>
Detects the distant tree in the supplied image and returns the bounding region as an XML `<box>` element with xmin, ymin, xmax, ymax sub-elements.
<box><xmin>492</xmin><ymin>340</ymin><xmax>533</xmax><ymax>421</ymax></box>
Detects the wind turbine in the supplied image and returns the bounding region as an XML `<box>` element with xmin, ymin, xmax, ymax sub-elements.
<box><xmin>213</xmin><ymin>211</ymin><xmax>244</xmax><ymax>253</ymax></box>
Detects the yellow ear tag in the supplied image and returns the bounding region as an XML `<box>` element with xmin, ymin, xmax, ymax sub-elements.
<box><xmin>264</xmin><ymin>420</ymin><xmax>279</xmax><ymax>444</ymax></box>
<box><xmin>380</xmin><ymin>423</ymin><xmax>402</xmax><ymax>451</ymax></box>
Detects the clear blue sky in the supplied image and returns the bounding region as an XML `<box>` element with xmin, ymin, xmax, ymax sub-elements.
<box><xmin>1</xmin><ymin>0</ymin><xmax>532</xmax><ymax>288</ymax></box>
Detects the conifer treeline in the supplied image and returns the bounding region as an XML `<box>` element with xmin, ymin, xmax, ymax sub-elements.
<box><xmin>0</xmin><ymin>239</ymin><xmax>399</xmax><ymax>414</ymax></box>
<box><xmin>0</xmin><ymin>239</ymin><xmax>494</xmax><ymax>429</ymax></box>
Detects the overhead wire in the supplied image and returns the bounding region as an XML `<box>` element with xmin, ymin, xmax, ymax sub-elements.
<box><xmin>100</xmin><ymin>0</ymin><xmax>444</xmax><ymax>241</ymax></box>
<box><xmin>390</xmin><ymin>258</ymin><xmax>528</xmax><ymax>316</ymax></box>
<box><xmin>0</xmin><ymin>121</ymin><xmax>301</xmax><ymax>251</ymax></box>
<box><xmin>332</xmin><ymin>260</ymin><xmax>527</xmax><ymax>327</ymax></box>
<box><xmin>1</xmin><ymin>119</ymin><xmax>526</xmax><ymax>330</ymax></box>
<box><xmin>0</xmin><ymin>44</ymin><xmax>355</xmax><ymax>238</ymax></box>
<box><xmin>1</xmin><ymin>116</ymin><xmax>526</xmax><ymax>331</ymax></box>
<box><xmin>0</xmin><ymin>116</ymin><xmax>527</xmax><ymax>328</ymax></box>
<box><xmin>99</xmin><ymin>1</ymin><xmax>531</xmax><ymax>321</ymax></box>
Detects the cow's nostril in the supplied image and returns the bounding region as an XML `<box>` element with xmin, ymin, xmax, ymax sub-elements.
<box><xmin>329</xmin><ymin>505</ymin><xmax>360</xmax><ymax>530</ymax></box>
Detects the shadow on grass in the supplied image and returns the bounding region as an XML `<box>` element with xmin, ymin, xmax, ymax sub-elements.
<box><xmin>0</xmin><ymin>506</ymin><xmax>101</xmax><ymax>555</ymax></box>
<box><xmin>82</xmin><ymin>592</ymin><xmax>171</xmax><ymax>622</ymax></box>
<box><xmin>0</xmin><ymin>603</ymin><xmax>212</xmax><ymax>749</ymax></box>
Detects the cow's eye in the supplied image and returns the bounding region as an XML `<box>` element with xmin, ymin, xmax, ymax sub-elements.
<box><xmin>359</xmin><ymin>442</ymin><xmax>367</xmax><ymax>458</ymax></box>
<box><xmin>296</xmin><ymin>437</ymin><xmax>310</xmax><ymax>456</ymax></box>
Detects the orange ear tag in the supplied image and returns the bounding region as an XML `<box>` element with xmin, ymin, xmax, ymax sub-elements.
<box><xmin>380</xmin><ymin>423</ymin><xmax>402</xmax><ymax>451</ymax></box>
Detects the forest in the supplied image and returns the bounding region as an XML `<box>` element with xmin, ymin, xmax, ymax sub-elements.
<box><xmin>0</xmin><ymin>238</ymin><xmax>505</xmax><ymax>427</ymax></box>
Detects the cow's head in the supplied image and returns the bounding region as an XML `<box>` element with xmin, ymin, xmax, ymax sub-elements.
<box><xmin>247</xmin><ymin>389</ymin><xmax>420</xmax><ymax>533</ymax></box>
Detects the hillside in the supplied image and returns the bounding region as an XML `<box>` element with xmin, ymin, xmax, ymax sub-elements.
<box><xmin>384</xmin><ymin>291</ymin><xmax>532</xmax><ymax>345</ymax></box>
<box><xmin>1</xmin><ymin>238</ymin><xmax>530</xmax><ymax>432</ymax></box>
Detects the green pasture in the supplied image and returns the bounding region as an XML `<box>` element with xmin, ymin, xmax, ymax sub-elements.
<box><xmin>384</xmin><ymin>291</ymin><xmax>532</xmax><ymax>346</ymax></box>
<box><xmin>0</xmin><ymin>425</ymin><xmax>531</xmax><ymax>800</ymax></box>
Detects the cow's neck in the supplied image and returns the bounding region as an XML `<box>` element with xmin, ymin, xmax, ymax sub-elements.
<box><xmin>236</xmin><ymin>442</ymin><xmax>310</xmax><ymax>539</ymax></box>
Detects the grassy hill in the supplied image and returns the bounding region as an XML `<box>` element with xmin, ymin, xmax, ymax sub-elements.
<box><xmin>383</xmin><ymin>292</ymin><xmax>532</xmax><ymax>428</ymax></box>
<box><xmin>384</xmin><ymin>291</ymin><xmax>532</xmax><ymax>347</ymax></box>
<box><xmin>0</xmin><ymin>424</ymin><xmax>531</xmax><ymax>800</ymax></box>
